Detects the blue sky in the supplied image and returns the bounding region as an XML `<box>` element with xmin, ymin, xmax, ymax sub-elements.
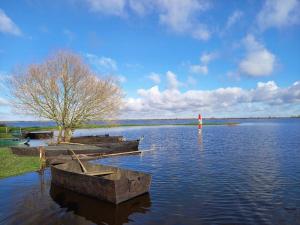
<box><xmin>0</xmin><ymin>0</ymin><xmax>300</xmax><ymax>120</ymax></box>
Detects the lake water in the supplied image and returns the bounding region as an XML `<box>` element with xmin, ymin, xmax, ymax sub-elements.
<box><xmin>0</xmin><ymin>119</ymin><xmax>300</xmax><ymax>225</ymax></box>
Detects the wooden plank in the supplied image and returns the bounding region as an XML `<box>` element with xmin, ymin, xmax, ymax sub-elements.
<box><xmin>69</xmin><ymin>149</ymin><xmax>88</xmax><ymax>173</ymax></box>
<box><xmin>85</xmin><ymin>171</ymin><xmax>114</xmax><ymax>176</ymax></box>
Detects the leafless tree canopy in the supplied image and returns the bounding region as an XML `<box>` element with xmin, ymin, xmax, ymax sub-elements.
<box><xmin>10</xmin><ymin>51</ymin><xmax>122</xmax><ymax>142</ymax></box>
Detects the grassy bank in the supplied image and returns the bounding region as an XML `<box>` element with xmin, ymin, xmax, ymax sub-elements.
<box><xmin>0</xmin><ymin>148</ymin><xmax>40</xmax><ymax>179</ymax></box>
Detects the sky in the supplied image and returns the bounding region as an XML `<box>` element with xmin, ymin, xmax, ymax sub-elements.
<box><xmin>0</xmin><ymin>0</ymin><xmax>300</xmax><ymax>120</ymax></box>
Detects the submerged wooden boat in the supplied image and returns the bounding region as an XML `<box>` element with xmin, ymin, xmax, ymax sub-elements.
<box><xmin>70</xmin><ymin>135</ymin><xmax>124</xmax><ymax>144</ymax></box>
<box><xmin>11</xmin><ymin>140</ymin><xmax>139</xmax><ymax>157</ymax></box>
<box><xmin>93</xmin><ymin>140</ymin><xmax>139</xmax><ymax>151</ymax></box>
<box><xmin>51</xmin><ymin>161</ymin><xmax>152</xmax><ymax>204</ymax></box>
<box><xmin>24</xmin><ymin>131</ymin><xmax>54</xmax><ymax>139</ymax></box>
<box><xmin>0</xmin><ymin>138</ymin><xmax>28</xmax><ymax>147</ymax></box>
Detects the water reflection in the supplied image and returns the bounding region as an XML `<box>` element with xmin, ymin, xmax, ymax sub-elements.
<box><xmin>1</xmin><ymin>120</ymin><xmax>300</xmax><ymax>225</ymax></box>
<box><xmin>197</xmin><ymin>128</ymin><xmax>203</xmax><ymax>151</ymax></box>
<box><xmin>50</xmin><ymin>184</ymin><xmax>151</xmax><ymax>225</ymax></box>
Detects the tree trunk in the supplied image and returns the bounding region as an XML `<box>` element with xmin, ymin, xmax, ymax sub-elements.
<box><xmin>63</xmin><ymin>128</ymin><xmax>72</xmax><ymax>143</ymax></box>
<box><xmin>57</xmin><ymin>126</ymin><xmax>63</xmax><ymax>143</ymax></box>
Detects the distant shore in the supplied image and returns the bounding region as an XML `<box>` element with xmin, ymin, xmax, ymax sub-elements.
<box><xmin>3</xmin><ymin>122</ymin><xmax>239</xmax><ymax>132</ymax></box>
<box><xmin>1</xmin><ymin>116</ymin><xmax>299</xmax><ymax>123</ymax></box>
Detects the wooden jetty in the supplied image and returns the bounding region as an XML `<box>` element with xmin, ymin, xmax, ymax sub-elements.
<box><xmin>51</xmin><ymin>161</ymin><xmax>152</xmax><ymax>204</ymax></box>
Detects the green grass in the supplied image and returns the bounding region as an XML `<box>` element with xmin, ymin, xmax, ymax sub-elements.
<box><xmin>0</xmin><ymin>148</ymin><xmax>40</xmax><ymax>179</ymax></box>
<box><xmin>0</xmin><ymin>133</ymin><xmax>13</xmax><ymax>138</ymax></box>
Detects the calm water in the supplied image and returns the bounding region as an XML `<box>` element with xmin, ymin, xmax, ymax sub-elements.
<box><xmin>0</xmin><ymin>119</ymin><xmax>300</xmax><ymax>225</ymax></box>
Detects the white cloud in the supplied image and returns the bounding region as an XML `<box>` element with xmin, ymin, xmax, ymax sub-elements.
<box><xmin>157</xmin><ymin>0</ymin><xmax>211</xmax><ymax>40</ymax></box>
<box><xmin>190</xmin><ymin>65</ymin><xmax>208</xmax><ymax>75</ymax></box>
<box><xmin>85</xmin><ymin>53</ymin><xmax>118</xmax><ymax>73</ymax></box>
<box><xmin>200</xmin><ymin>52</ymin><xmax>217</xmax><ymax>64</ymax></box>
<box><xmin>0</xmin><ymin>9</ymin><xmax>21</xmax><ymax>36</ymax></box>
<box><xmin>191</xmin><ymin>25</ymin><xmax>210</xmax><ymax>40</ymax></box>
<box><xmin>226</xmin><ymin>10</ymin><xmax>243</xmax><ymax>29</ymax></box>
<box><xmin>239</xmin><ymin>34</ymin><xmax>276</xmax><ymax>77</ymax></box>
<box><xmin>257</xmin><ymin>0</ymin><xmax>300</xmax><ymax>30</ymax></box>
<box><xmin>86</xmin><ymin>0</ymin><xmax>126</xmax><ymax>16</ymax></box>
<box><xmin>122</xmin><ymin>77</ymin><xmax>300</xmax><ymax>118</ymax></box>
<box><xmin>128</xmin><ymin>0</ymin><xmax>150</xmax><ymax>16</ymax></box>
<box><xmin>148</xmin><ymin>72</ymin><xmax>161</xmax><ymax>84</ymax></box>
<box><xmin>166</xmin><ymin>70</ymin><xmax>180</xmax><ymax>89</ymax></box>
<box><xmin>190</xmin><ymin>52</ymin><xmax>217</xmax><ymax>75</ymax></box>
<box><xmin>0</xmin><ymin>73</ymin><xmax>10</xmax><ymax>106</ymax></box>
<box><xmin>0</xmin><ymin>97</ymin><xmax>8</xmax><ymax>106</ymax></box>
<box><xmin>117</xmin><ymin>75</ymin><xmax>127</xmax><ymax>83</ymax></box>
<box><xmin>84</xmin><ymin>0</ymin><xmax>211</xmax><ymax>40</ymax></box>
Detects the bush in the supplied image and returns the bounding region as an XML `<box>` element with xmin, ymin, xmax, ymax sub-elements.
<box><xmin>0</xmin><ymin>133</ymin><xmax>13</xmax><ymax>138</ymax></box>
<box><xmin>0</xmin><ymin>127</ymin><xmax>10</xmax><ymax>133</ymax></box>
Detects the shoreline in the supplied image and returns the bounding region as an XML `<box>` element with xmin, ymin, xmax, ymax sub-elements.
<box><xmin>6</xmin><ymin>122</ymin><xmax>240</xmax><ymax>132</ymax></box>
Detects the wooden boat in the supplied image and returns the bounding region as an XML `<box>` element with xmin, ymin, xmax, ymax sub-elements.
<box><xmin>0</xmin><ymin>138</ymin><xmax>28</xmax><ymax>147</ymax></box>
<box><xmin>70</xmin><ymin>135</ymin><xmax>124</xmax><ymax>144</ymax></box>
<box><xmin>51</xmin><ymin>161</ymin><xmax>152</xmax><ymax>204</ymax></box>
<box><xmin>11</xmin><ymin>141</ymin><xmax>139</xmax><ymax>157</ymax></box>
<box><xmin>93</xmin><ymin>140</ymin><xmax>139</xmax><ymax>151</ymax></box>
<box><xmin>24</xmin><ymin>131</ymin><xmax>54</xmax><ymax>139</ymax></box>
<box><xmin>46</xmin><ymin>150</ymin><xmax>144</xmax><ymax>165</ymax></box>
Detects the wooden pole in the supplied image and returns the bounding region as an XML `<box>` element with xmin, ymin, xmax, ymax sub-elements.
<box><xmin>69</xmin><ymin>149</ymin><xmax>88</xmax><ymax>173</ymax></box>
<box><xmin>39</xmin><ymin>146</ymin><xmax>46</xmax><ymax>162</ymax></box>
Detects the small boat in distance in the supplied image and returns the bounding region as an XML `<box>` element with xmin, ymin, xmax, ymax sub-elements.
<box><xmin>0</xmin><ymin>138</ymin><xmax>28</xmax><ymax>147</ymax></box>
<box><xmin>51</xmin><ymin>161</ymin><xmax>152</xmax><ymax>204</ymax></box>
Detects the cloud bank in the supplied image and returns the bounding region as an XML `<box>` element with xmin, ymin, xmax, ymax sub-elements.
<box><xmin>123</xmin><ymin>71</ymin><xmax>300</xmax><ymax>118</ymax></box>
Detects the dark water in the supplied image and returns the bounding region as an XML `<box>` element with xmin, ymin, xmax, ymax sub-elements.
<box><xmin>0</xmin><ymin>119</ymin><xmax>300</xmax><ymax>225</ymax></box>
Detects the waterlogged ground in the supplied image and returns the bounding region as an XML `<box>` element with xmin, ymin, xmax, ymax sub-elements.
<box><xmin>0</xmin><ymin>119</ymin><xmax>300</xmax><ymax>225</ymax></box>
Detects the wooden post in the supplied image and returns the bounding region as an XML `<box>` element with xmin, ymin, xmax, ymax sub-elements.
<box><xmin>39</xmin><ymin>146</ymin><xmax>46</xmax><ymax>162</ymax></box>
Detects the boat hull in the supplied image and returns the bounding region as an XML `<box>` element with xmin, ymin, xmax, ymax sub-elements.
<box><xmin>24</xmin><ymin>131</ymin><xmax>54</xmax><ymax>139</ymax></box>
<box><xmin>71</xmin><ymin>135</ymin><xmax>123</xmax><ymax>144</ymax></box>
<box><xmin>51</xmin><ymin>161</ymin><xmax>151</xmax><ymax>204</ymax></box>
<box><xmin>93</xmin><ymin>140</ymin><xmax>139</xmax><ymax>152</ymax></box>
<box><xmin>11</xmin><ymin>141</ymin><xmax>139</xmax><ymax>157</ymax></box>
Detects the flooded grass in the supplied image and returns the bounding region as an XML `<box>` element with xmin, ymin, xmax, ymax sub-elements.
<box><xmin>0</xmin><ymin>147</ymin><xmax>40</xmax><ymax>179</ymax></box>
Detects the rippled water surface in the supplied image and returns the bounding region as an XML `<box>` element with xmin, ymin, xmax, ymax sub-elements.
<box><xmin>1</xmin><ymin>119</ymin><xmax>300</xmax><ymax>225</ymax></box>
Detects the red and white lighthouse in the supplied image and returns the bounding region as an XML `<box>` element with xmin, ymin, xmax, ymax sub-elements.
<box><xmin>198</xmin><ymin>114</ymin><xmax>203</xmax><ymax>131</ymax></box>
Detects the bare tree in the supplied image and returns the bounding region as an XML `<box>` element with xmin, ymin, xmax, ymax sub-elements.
<box><xmin>10</xmin><ymin>51</ymin><xmax>123</xmax><ymax>142</ymax></box>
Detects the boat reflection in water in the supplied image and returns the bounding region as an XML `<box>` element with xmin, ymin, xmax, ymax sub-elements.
<box><xmin>50</xmin><ymin>184</ymin><xmax>151</xmax><ymax>225</ymax></box>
